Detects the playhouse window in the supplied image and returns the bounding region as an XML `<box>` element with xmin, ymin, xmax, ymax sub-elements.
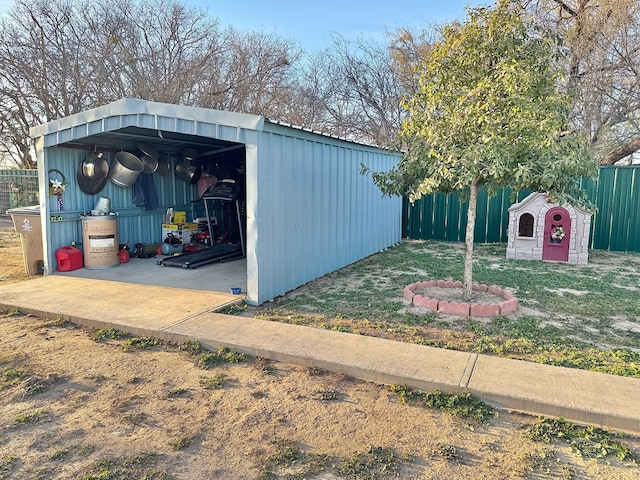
<box><xmin>518</xmin><ymin>213</ymin><xmax>534</xmax><ymax>237</ymax></box>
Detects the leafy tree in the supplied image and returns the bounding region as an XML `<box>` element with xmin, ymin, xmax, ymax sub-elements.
<box><xmin>366</xmin><ymin>0</ymin><xmax>596</xmax><ymax>300</ymax></box>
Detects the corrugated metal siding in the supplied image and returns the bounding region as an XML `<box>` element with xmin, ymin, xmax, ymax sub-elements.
<box><xmin>590</xmin><ymin>166</ymin><xmax>640</xmax><ymax>251</ymax></box>
<box><xmin>591</xmin><ymin>170</ymin><xmax>611</xmax><ymax>250</ymax></box>
<box><xmin>609</xmin><ymin>167</ymin><xmax>632</xmax><ymax>251</ymax></box>
<box><xmin>34</xmin><ymin>99</ymin><xmax>264</xmax><ymax>148</ymax></box>
<box><xmin>252</xmin><ymin>126</ymin><xmax>401</xmax><ymax>304</ymax></box>
<box><xmin>626</xmin><ymin>169</ymin><xmax>640</xmax><ymax>252</ymax></box>
<box><xmin>41</xmin><ymin>148</ymin><xmax>195</xmax><ymax>271</ymax></box>
<box><xmin>403</xmin><ymin>187</ymin><xmax>528</xmax><ymax>243</ymax></box>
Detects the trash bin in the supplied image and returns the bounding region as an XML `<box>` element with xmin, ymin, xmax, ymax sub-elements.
<box><xmin>6</xmin><ymin>205</ymin><xmax>44</xmax><ymax>275</ymax></box>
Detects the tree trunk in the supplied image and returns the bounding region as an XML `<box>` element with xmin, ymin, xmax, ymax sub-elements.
<box><xmin>463</xmin><ymin>180</ymin><xmax>479</xmax><ymax>301</ymax></box>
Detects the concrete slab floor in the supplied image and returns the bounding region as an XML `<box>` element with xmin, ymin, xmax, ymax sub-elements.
<box><xmin>54</xmin><ymin>255</ymin><xmax>246</xmax><ymax>294</ymax></box>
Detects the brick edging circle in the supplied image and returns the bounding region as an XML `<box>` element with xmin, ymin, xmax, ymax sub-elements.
<box><xmin>402</xmin><ymin>280</ymin><xmax>518</xmax><ymax>318</ymax></box>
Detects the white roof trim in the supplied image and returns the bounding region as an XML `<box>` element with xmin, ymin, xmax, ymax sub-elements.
<box><xmin>30</xmin><ymin>98</ymin><xmax>266</xmax><ymax>139</ymax></box>
<box><xmin>30</xmin><ymin>98</ymin><xmax>396</xmax><ymax>152</ymax></box>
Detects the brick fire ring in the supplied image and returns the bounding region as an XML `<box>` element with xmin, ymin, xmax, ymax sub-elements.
<box><xmin>403</xmin><ymin>280</ymin><xmax>518</xmax><ymax>318</ymax></box>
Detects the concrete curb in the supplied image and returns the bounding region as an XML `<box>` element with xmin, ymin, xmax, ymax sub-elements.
<box><xmin>162</xmin><ymin>313</ymin><xmax>640</xmax><ymax>435</ymax></box>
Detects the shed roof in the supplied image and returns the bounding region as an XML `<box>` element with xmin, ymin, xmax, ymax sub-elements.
<box><xmin>30</xmin><ymin>98</ymin><xmax>267</xmax><ymax>156</ymax></box>
<box><xmin>30</xmin><ymin>98</ymin><xmax>380</xmax><ymax>156</ymax></box>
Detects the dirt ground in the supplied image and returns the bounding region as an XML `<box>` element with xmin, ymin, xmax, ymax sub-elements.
<box><xmin>1</xmin><ymin>220</ymin><xmax>639</xmax><ymax>479</ymax></box>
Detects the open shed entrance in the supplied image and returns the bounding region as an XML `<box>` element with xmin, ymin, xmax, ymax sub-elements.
<box><xmin>50</xmin><ymin>126</ymin><xmax>248</xmax><ymax>294</ymax></box>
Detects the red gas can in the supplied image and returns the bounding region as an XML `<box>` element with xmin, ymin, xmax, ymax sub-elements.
<box><xmin>56</xmin><ymin>246</ymin><xmax>83</xmax><ymax>272</ymax></box>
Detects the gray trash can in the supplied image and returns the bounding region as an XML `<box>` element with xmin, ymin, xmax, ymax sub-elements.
<box><xmin>6</xmin><ymin>205</ymin><xmax>44</xmax><ymax>275</ymax></box>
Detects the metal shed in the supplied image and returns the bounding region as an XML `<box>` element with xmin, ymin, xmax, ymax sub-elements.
<box><xmin>30</xmin><ymin>98</ymin><xmax>402</xmax><ymax>305</ymax></box>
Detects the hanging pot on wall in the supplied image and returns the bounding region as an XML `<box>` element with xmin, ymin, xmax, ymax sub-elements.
<box><xmin>140</xmin><ymin>154</ymin><xmax>159</xmax><ymax>174</ymax></box>
<box><xmin>175</xmin><ymin>161</ymin><xmax>202</xmax><ymax>184</ymax></box>
<box><xmin>109</xmin><ymin>151</ymin><xmax>144</xmax><ymax>187</ymax></box>
<box><xmin>175</xmin><ymin>147</ymin><xmax>202</xmax><ymax>184</ymax></box>
<box><xmin>137</xmin><ymin>142</ymin><xmax>159</xmax><ymax>175</ymax></box>
<box><xmin>77</xmin><ymin>152</ymin><xmax>109</xmax><ymax>195</ymax></box>
<box><xmin>157</xmin><ymin>156</ymin><xmax>171</xmax><ymax>176</ymax></box>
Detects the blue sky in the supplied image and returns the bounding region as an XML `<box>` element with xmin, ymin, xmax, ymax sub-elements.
<box><xmin>0</xmin><ymin>0</ymin><xmax>490</xmax><ymax>51</ymax></box>
<box><xmin>206</xmin><ymin>0</ymin><xmax>490</xmax><ymax>50</ymax></box>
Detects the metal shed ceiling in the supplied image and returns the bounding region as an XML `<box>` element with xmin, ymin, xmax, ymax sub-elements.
<box><xmin>52</xmin><ymin>126</ymin><xmax>243</xmax><ymax>162</ymax></box>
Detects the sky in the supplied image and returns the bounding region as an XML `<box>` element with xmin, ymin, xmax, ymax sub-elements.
<box><xmin>0</xmin><ymin>0</ymin><xmax>490</xmax><ymax>51</ymax></box>
<box><xmin>204</xmin><ymin>0</ymin><xmax>490</xmax><ymax>51</ymax></box>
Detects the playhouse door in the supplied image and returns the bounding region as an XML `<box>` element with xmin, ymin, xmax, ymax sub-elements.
<box><xmin>542</xmin><ymin>207</ymin><xmax>571</xmax><ymax>262</ymax></box>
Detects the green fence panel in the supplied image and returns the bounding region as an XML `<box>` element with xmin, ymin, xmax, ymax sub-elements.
<box><xmin>610</xmin><ymin>168</ymin><xmax>633</xmax><ymax>251</ymax></box>
<box><xmin>404</xmin><ymin>195</ymin><xmax>434</xmax><ymax>239</ymax></box>
<box><xmin>486</xmin><ymin>189</ymin><xmax>507</xmax><ymax>243</ymax></box>
<box><xmin>402</xmin><ymin>167</ymin><xmax>640</xmax><ymax>252</ymax></box>
<box><xmin>444</xmin><ymin>195</ymin><xmax>455</xmax><ymax>241</ymax></box>
<box><xmin>628</xmin><ymin>169</ymin><xmax>640</xmax><ymax>252</ymax></box>
<box><xmin>402</xmin><ymin>197</ymin><xmax>410</xmax><ymax>237</ymax></box>
<box><xmin>421</xmin><ymin>195</ymin><xmax>435</xmax><ymax>239</ymax></box>
<box><xmin>433</xmin><ymin>195</ymin><xmax>448</xmax><ymax>241</ymax></box>
<box><xmin>404</xmin><ymin>187</ymin><xmax>530</xmax><ymax>244</ymax></box>
<box><xmin>592</xmin><ymin>168</ymin><xmax>616</xmax><ymax>250</ymax></box>
<box><xmin>473</xmin><ymin>189</ymin><xmax>488</xmax><ymax>243</ymax></box>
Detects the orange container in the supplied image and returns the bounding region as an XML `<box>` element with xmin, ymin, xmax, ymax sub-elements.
<box><xmin>56</xmin><ymin>246</ymin><xmax>83</xmax><ymax>272</ymax></box>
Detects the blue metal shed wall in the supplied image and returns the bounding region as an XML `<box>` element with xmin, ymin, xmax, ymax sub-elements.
<box><xmin>40</xmin><ymin>147</ymin><xmax>199</xmax><ymax>271</ymax></box>
<box><xmin>250</xmin><ymin>125</ymin><xmax>401</xmax><ymax>305</ymax></box>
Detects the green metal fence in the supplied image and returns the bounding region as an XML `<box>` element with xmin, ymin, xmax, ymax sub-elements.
<box><xmin>402</xmin><ymin>187</ymin><xmax>532</xmax><ymax>244</ymax></box>
<box><xmin>0</xmin><ymin>169</ymin><xmax>39</xmax><ymax>215</ymax></box>
<box><xmin>591</xmin><ymin>167</ymin><xmax>640</xmax><ymax>252</ymax></box>
<box><xmin>402</xmin><ymin>166</ymin><xmax>640</xmax><ymax>252</ymax></box>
